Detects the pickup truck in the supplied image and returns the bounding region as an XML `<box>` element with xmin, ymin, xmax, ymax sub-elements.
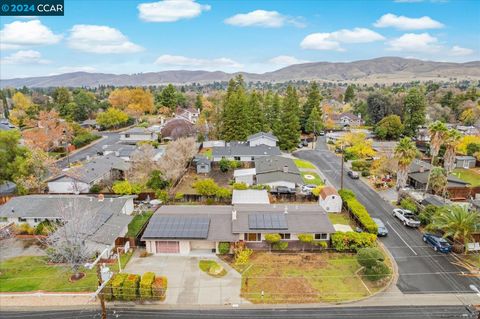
<box><xmin>393</xmin><ymin>208</ymin><xmax>421</xmax><ymax>227</ymax></box>
<box><xmin>270</xmin><ymin>186</ymin><xmax>296</xmax><ymax>195</ymax></box>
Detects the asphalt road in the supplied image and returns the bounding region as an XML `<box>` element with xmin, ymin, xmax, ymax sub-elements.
<box><xmin>0</xmin><ymin>306</ymin><xmax>478</xmax><ymax>319</ymax></box>
<box><xmin>294</xmin><ymin>138</ymin><xmax>480</xmax><ymax>295</ymax></box>
<box><xmin>56</xmin><ymin>132</ymin><xmax>121</xmax><ymax>169</ymax></box>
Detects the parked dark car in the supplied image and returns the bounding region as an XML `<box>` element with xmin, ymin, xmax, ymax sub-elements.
<box><xmin>372</xmin><ymin>218</ymin><xmax>388</xmax><ymax>236</ymax></box>
<box><xmin>270</xmin><ymin>186</ymin><xmax>296</xmax><ymax>194</ymax></box>
<box><xmin>347</xmin><ymin>170</ymin><xmax>360</xmax><ymax>179</ymax></box>
<box><xmin>301</xmin><ymin>139</ymin><xmax>308</xmax><ymax>147</ymax></box>
<box><xmin>423</xmin><ymin>233</ymin><xmax>452</xmax><ymax>253</ymax></box>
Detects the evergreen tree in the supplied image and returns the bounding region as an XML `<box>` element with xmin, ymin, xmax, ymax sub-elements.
<box><xmin>195</xmin><ymin>93</ymin><xmax>203</xmax><ymax>110</ymax></box>
<box><xmin>367</xmin><ymin>92</ymin><xmax>393</xmax><ymax>124</ymax></box>
<box><xmin>277</xmin><ymin>86</ymin><xmax>301</xmax><ymax>151</ymax></box>
<box><xmin>220</xmin><ymin>75</ymin><xmax>249</xmax><ymax>141</ymax></box>
<box><xmin>270</xmin><ymin>93</ymin><xmax>282</xmax><ymax>139</ymax></box>
<box><xmin>301</xmin><ymin>82</ymin><xmax>322</xmax><ymax>132</ymax></box>
<box><xmin>156</xmin><ymin>84</ymin><xmax>178</xmax><ymax>111</ymax></box>
<box><xmin>247</xmin><ymin>91</ymin><xmax>266</xmax><ymax>134</ymax></box>
<box><xmin>344</xmin><ymin>85</ymin><xmax>355</xmax><ymax>103</ymax></box>
<box><xmin>403</xmin><ymin>88</ymin><xmax>426</xmax><ymax>137</ymax></box>
<box><xmin>305</xmin><ymin>106</ymin><xmax>323</xmax><ymax>134</ymax></box>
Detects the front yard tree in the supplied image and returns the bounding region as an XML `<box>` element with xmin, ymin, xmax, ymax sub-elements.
<box><xmin>403</xmin><ymin>88</ymin><xmax>427</xmax><ymax>137</ymax></box>
<box><xmin>305</xmin><ymin>105</ymin><xmax>323</xmax><ymax>134</ymax></box>
<box><xmin>302</xmin><ymin>81</ymin><xmax>322</xmax><ymax>132</ymax></box>
<box><xmin>9</xmin><ymin>92</ymin><xmax>34</xmax><ymax>127</ymax></box>
<box><xmin>394</xmin><ymin>137</ymin><xmax>418</xmax><ymax>190</ymax></box>
<box><xmin>13</xmin><ymin>147</ymin><xmax>57</xmax><ymax>194</ymax></box>
<box><xmin>277</xmin><ymin>86</ymin><xmax>301</xmax><ymax>151</ymax></box>
<box><xmin>127</xmin><ymin>144</ymin><xmax>160</xmax><ymax>185</ymax></box>
<box><xmin>357</xmin><ymin>248</ymin><xmax>384</xmax><ymax>268</ymax></box>
<box><xmin>264</xmin><ymin>233</ymin><xmax>281</xmax><ymax>252</ymax></box>
<box><xmin>0</xmin><ymin>130</ymin><xmax>27</xmax><ymax>184</ymax></box>
<box><xmin>298</xmin><ymin>233</ymin><xmax>314</xmax><ymax>252</ymax></box>
<box><xmin>374</xmin><ymin>115</ymin><xmax>404</xmax><ymax>140</ymax></box>
<box><xmin>269</xmin><ymin>93</ymin><xmax>282</xmax><ymax>137</ymax></box>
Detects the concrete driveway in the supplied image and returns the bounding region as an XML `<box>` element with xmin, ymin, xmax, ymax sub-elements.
<box><xmin>123</xmin><ymin>252</ymin><xmax>245</xmax><ymax>305</ymax></box>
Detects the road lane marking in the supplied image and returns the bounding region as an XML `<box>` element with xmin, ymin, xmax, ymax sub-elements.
<box><xmin>387</xmin><ymin>221</ymin><xmax>418</xmax><ymax>256</ymax></box>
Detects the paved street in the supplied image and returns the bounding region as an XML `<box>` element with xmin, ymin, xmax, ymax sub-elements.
<box><xmin>294</xmin><ymin>138</ymin><xmax>480</xmax><ymax>295</ymax></box>
<box><xmin>0</xmin><ymin>305</ymin><xmax>478</xmax><ymax>319</ymax></box>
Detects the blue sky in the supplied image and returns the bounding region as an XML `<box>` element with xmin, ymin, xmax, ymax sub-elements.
<box><xmin>0</xmin><ymin>0</ymin><xmax>479</xmax><ymax>79</ymax></box>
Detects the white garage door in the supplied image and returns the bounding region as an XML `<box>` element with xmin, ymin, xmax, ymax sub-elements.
<box><xmin>155</xmin><ymin>241</ymin><xmax>179</xmax><ymax>253</ymax></box>
<box><xmin>190</xmin><ymin>241</ymin><xmax>215</xmax><ymax>250</ymax></box>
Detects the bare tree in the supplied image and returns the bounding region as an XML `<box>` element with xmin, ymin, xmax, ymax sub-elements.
<box><xmin>158</xmin><ymin>137</ymin><xmax>197</xmax><ymax>181</ymax></box>
<box><xmin>126</xmin><ymin>143</ymin><xmax>159</xmax><ymax>185</ymax></box>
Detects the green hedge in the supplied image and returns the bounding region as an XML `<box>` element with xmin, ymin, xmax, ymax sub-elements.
<box><xmin>351</xmin><ymin>160</ymin><xmax>371</xmax><ymax>172</ymax></box>
<box><xmin>218</xmin><ymin>242</ymin><xmax>230</xmax><ymax>255</ymax></box>
<box><xmin>111</xmin><ymin>273</ymin><xmax>128</xmax><ymax>300</ymax></box>
<box><xmin>339</xmin><ymin>189</ymin><xmax>378</xmax><ymax>234</ymax></box>
<box><xmin>123</xmin><ymin>274</ymin><xmax>140</xmax><ymax>301</ymax></box>
<box><xmin>139</xmin><ymin>272</ymin><xmax>155</xmax><ymax>299</ymax></box>
<box><xmin>331</xmin><ymin>232</ymin><xmax>377</xmax><ymax>252</ymax></box>
<box><xmin>152</xmin><ymin>276</ymin><xmax>168</xmax><ymax>301</ymax></box>
<box><xmin>72</xmin><ymin>132</ymin><xmax>99</xmax><ymax>148</ymax></box>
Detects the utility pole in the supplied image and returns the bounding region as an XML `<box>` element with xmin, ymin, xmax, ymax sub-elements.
<box><xmin>340</xmin><ymin>145</ymin><xmax>344</xmax><ymax>190</ymax></box>
<box><xmin>86</xmin><ymin>248</ymin><xmax>111</xmax><ymax>319</ymax></box>
<box><xmin>96</xmin><ymin>264</ymin><xmax>107</xmax><ymax>319</ymax></box>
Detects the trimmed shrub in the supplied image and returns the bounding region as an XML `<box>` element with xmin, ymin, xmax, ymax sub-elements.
<box><xmin>361</xmin><ymin>170</ymin><xmax>370</xmax><ymax>177</ymax></box>
<box><xmin>123</xmin><ymin>274</ymin><xmax>140</xmax><ymax>301</ymax></box>
<box><xmin>89</xmin><ymin>184</ymin><xmax>101</xmax><ymax>193</ymax></box>
<box><xmin>111</xmin><ymin>273</ymin><xmax>128</xmax><ymax>300</ymax></box>
<box><xmin>16</xmin><ymin>223</ymin><xmax>34</xmax><ymax>235</ymax></box>
<box><xmin>331</xmin><ymin>232</ymin><xmax>377</xmax><ymax>252</ymax></box>
<box><xmin>339</xmin><ymin>189</ymin><xmax>378</xmax><ymax>234</ymax></box>
<box><xmin>152</xmin><ymin>276</ymin><xmax>168</xmax><ymax>301</ymax></box>
<box><xmin>218</xmin><ymin>242</ymin><xmax>230</xmax><ymax>255</ymax></box>
<box><xmin>273</xmin><ymin>241</ymin><xmax>289</xmax><ymax>250</ymax></box>
<box><xmin>232</xmin><ymin>182</ymin><xmax>248</xmax><ymax>190</ymax></box>
<box><xmin>234</xmin><ymin>248</ymin><xmax>253</xmax><ymax>265</ymax></box>
<box><xmin>314</xmin><ymin>241</ymin><xmax>328</xmax><ymax>249</ymax></box>
<box><xmin>139</xmin><ymin>272</ymin><xmax>155</xmax><ymax>300</ymax></box>
<box><xmin>364</xmin><ymin>261</ymin><xmax>391</xmax><ymax>281</ymax></box>
<box><xmin>357</xmin><ymin>248</ymin><xmax>384</xmax><ymax>268</ymax></box>
<box><xmin>400</xmin><ymin>198</ymin><xmax>418</xmax><ymax>213</ymax></box>
<box><xmin>208</xmin><ymin>263</ymin><xmax>225</xmax><ymax>276</ymax></box>
<box><xmin>351</xmin><ymin>160</ymin><xmax>371</xmax><ymax>172</ymax></box>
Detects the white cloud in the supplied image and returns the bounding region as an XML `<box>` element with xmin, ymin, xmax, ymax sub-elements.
<box><xmin>269</xmin><ymin>55</ymin><xmax>310</xmax><ymax>66</ymax></box>
<box><xmin>301</xmin><ymin>28</ymin><xmax>384</xmax><ymax>51</ymax></box>
<box><xmin>0</xmin><ymin>50</ymin><xmax>50</xmax><ymax>65</ymax></box>
<box><xmin>387</xmin><ymin>32</ymin><xmax>441</xmax><ymax>53</ymax></box>
<box><xmin>449</xmin><ymin>46</ymin><xmax>474</xmax><ymax>56</ymax></box>
<box><xmin>374</xmin><ymin>13</ymin><xmax>444</xmax><ymax>30</ymax></box>
<box><xmin>224</xmin><ymin>10</ymin><xmax>304</xmax><ymax>28</ymax></box>
<box><xmin>0</xmin><ymin>20</ymin><xmax>62</xmax><ymax>50</ymax></box>
<box><xmin>154</xmin><ymin>54</ymin><xmax>243</xmax><ymax>70</ymax></box>
<box><xmin>67</xmin><ymin>25</ymin><xmax>143</xmax><ymax>54</ymax></box>
<box><xmin>138</xmin><ymin>0</ymin><xmax>210</xmax><ymax>22</ymax></box>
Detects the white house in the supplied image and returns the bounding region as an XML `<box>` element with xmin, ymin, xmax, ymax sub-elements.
<box><xmin>234</xmin><ymin>168</ymin><xmax>256</xmax><ymax>186</ymax></box>
<box><xmin>120</xmin><ymin>127</ymin><xmax>158</xmax><ymax>144</ymax></box>
<box><xmin>247</xmin><ymin>132</ymin><xmax>278</xmax><ymax>147</ymax></box>
<box><xmin>318</xmin><ymin>186</ymin><xmax>342</xmax><ymax>213</ymax></box>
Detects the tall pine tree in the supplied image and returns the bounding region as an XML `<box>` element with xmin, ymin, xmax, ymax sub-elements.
<box><xmin>270</xmin><ymin>93</ymin><xmax>283</xmax><ymax>139</ymax></box>
<box><xmin>344</xmin><ymin>85</ymin><xmax>355</xmax><ymax>103</ymax></box>
<box><xmin>220</xmin><ymin>76</ymin><xmax>249</xmax><ymax>141</ymax></box>
<box><xmin>403</xmin><ymin>88</ymin><xmax>426</xmax><ymax>137</ymax></box>
<box><xmin>278</xmin><ymin>86</ymin><xmax>301</xmax><ymax>151</ymax></box>
<box><xmin>247</xmin><ymin>90</ymin><xmax>266</xmax><ymax>135</ymax></box>
<box><xmin>301</xmin><ymin>82</ymin><xmax>322</xmax><ymax>132</ymax></box>
<box><xmin>305</xmin><ymin>106</ymin><xmax>323</xmax><ymax>134</ymax></box>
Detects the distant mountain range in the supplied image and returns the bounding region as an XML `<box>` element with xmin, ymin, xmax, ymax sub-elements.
<box><xmin>2</xmin><ymin>57</ymin><xmax>479</xmax><ymax>88</ymax></box>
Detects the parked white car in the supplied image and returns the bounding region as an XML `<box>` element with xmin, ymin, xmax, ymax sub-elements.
<box><xmin>301</xmin><ymin>184</ymin><xmax>317</xmax><ymax>195</ymax></box>
<box><xmin>393</xmin><ymin>208</ymin><xmax>420</xmax><ymax>228</ymax></box>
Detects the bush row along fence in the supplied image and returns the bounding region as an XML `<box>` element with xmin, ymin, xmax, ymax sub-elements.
<box><xmin>103</xmin><ymin>272</ymin><xmax>167</xmax><ymax>301</ymax></box>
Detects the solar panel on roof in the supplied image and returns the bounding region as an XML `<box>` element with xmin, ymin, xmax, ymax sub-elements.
<box><xmin>248</xmin><ymin>213</ymin><xmax>288</xmax><ymax>230</ymax></box>
<box><xmin>144</xmin><ymin>215</ymin><xmax>210</xmax><ymax>239</ymax></box>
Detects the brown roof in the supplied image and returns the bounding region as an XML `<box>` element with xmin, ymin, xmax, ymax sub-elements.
<box><xmin>319</xmin><ymin>186</ymin><xmax>339</xmax><ymax>199</ymax></box>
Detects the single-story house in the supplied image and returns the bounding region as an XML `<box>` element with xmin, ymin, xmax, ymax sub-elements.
<box><xmin>407</xmin><ymin>159</ymin><xmax>470</xmax><ymax>191</ymax></box>
<box><xmin>202</xmin><ymin>140</ymin><xmax>226</xmax><ymax>148</ymax></box>
<box><xmin>47</xmin><ymin>156</ymin><xmax>130</xmax><ymax>193</ymax></box>
<box><xmin>255</xmin><ymin>156</ymin><xmax>303</xmax><ymax>189</ymax></box>
<box><xmin>195</xmin><ymin>156</ymin><xmax>211</xmax><ymax>174</ymax></box>
<box><xmin>234</xmin><ymin>168</ymin><xmax>256</xmax><ymax>186</ymax></box>
<box><xmin>318</xmin><ymin>186</ymin><xmax>342</xmax><ymax>213</ymax></box>
<box><xmin>232</xmin><ymin>190</ymin><xmax>270</xmax><ymax>205</ymax></box>
<box><xmin>176</xmin><ymin>108</ymin><xmax>200</xmax><ymax>124</ymax></box>
<box><xmin>455</xmin><ymin>156</ymin><xmax>476</xmax><ymax>169</ymax></box>
<box><xmin>328</xmin><ymin>113</ymin><xmax>364</xmax><ymax>128</ymax></box>
<box><xmin>0</xmin><ymin>194</ymin><xmax>135</xmax><ymax>253</ymax></box>
<box><xmin>120</xmin><ymin>127</ymin><xmax>158</xmax><ymax>144</ymax></box>
<box><xmin>421</xmin><ymin>195</ymin><xmax>448</xmax><ymax>207</ymax></box>
<box><xmin>247</xmin><ymin>132</ymin><xmax>278</xmax><ymax>147</ymax></box>
<box><xmin>142</xmin><ymin>203</ymin><xmax>335</xmax><ymax>255</ymax></box>
<box><xmin>212</xmin><ymin>142</ymin><xmax>281</xmax><ymax>162</ymax></box>
<box><xmin>102</xmin><ymin>144</ymin><xmax>137</xmax><ymax>161</ymax></box>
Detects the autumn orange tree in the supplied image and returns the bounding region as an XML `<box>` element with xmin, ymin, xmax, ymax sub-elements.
<box><xmin>23</xmin><ymin>110</ymin><xmax>72</xmax><ymax>152</ymax></box>
<box><xmin>108</xmin><ymin>87</ymin><xmax>154</xmax><ymax>118</ymax></box>
<box><xmin>9</xmin><ymin>92</ymin><xmax>36</xmax><ymax>127</ymax></box>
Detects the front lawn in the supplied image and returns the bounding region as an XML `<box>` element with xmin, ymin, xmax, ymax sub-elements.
<box><xmin>452</xmin><ymin>168</ymin><xmax>480</xmax><ymax>186</ymax></box>
<box><xmin>328</xmin><ymin>212</ymin><xmax>351</xmax><ymax>226</ymax></box>
<box><xmin>126</xmin><ymin>211</ymin><xmax>154</xmax><ymax>237</ymax></box>
<box><xmin>294</xmin><ymin>159</ymin><xmax>316</xmax><ymax>169</ymax></box>
<box><xmin>301</xmin><ymin>172</ymin><xmax>324</xmax><ymax>186</ymax></box>
<box><xmin>0</xmin><ymin>256</ymin><xmax>98</xmax><ymax>292</ymax></box>
<box><xmin>234</xmin><ymin>252</ymin><xmax>389</xmax><ymax>303</ymax></box>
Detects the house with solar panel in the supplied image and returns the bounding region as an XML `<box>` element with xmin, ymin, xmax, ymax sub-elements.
<box><xmin>142</xmin><ymin>203</ymin><xmax>335</xmax><ymax>255</ymax></box>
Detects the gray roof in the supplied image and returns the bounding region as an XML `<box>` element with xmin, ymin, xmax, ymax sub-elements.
<box><xmin>103</xmin><ymin>144</ymin><xmax>137</xmax><ymax>157</ymax></box>
<box><xmin>50</xmin><ymin>156</ymin><xmax>130</xmax><ymax>184</ymax></box>
<box><xmin>247</xmin><ymin>132</ymin><xmax>279</xmax><ymax>142</ymax></box>
<box><xmin>408</xmin><ymin>171</ymin><xmax>469</xmax><ymax>187</ymax></box>
<box><xmin>0</xmin><ymin>195</ymin><xmax>134</xmax><ymax>219</ymax></box>
<box><xmin>143</xmin><ymin>215</ymin><xmax>210</xmax><ymax>239</ymax></box>
<box><xmin>142</xmin><ymin>206</ymin><xmax>237</xmax><ymax>242</ymax></box>
<box><xmin>86</xmin><ymin>212</ymin><xmax>132</xmax><ymax>246</ymax></box>
<box><xmin>212</xmin><ymin>142</ymin><xmax>281</xmax><ymax>157</ymax></box>
<box><xmin>232</xmin><ymin>204</ymin><xmax>335</xmax><ymax>234</ymax></box>
<box><xmin>195</xmin><ymin>156</ymin><xmax>211</xmax><ymax>165</ymax></box>
<box><xmin>255</xmin><ymin>156</ymin><xmax>303</xmax><ymax>185</ymax></box>
<box><xmin>122</xmin><ymin>127</ymin><xmax>152</xmax><ymax>135</ymax></box>
<box><xmin>421</xmin><ymin>195</ymin><xmax>447</xmax><ymax>207</ymax></box>
<box><xmin>409</xmin><ymin>159</ymin><xmax>432</xmax><ymax>173</ymax></box>
<box><xmin>232</xmin><ymin>190</ymin><xmax>270</xmax><ymax>204</ymax></box>
<box><xmin>455</xmin><ymin>156</ymin><xmax>476</xmax><ymax>161</ymax></box>
<box><xmin>0</xmin><ymin>181</ymin><xmax>16</xmax><ymax>195</ymax></box>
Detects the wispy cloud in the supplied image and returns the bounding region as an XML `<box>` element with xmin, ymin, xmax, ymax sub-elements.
<box><xmin>138</xmin><ymin>0</ymin><xmax>210</xmax><ymax>22</ymax></box>
<box><xmin>154</xmin><ymin>54</ymin><xmax>243</xmax><ymax>70</ymax></box>
<box><xmin>225</xmin><ymin>10</ymin><xmax>305</xmax><ymax>28</ymax></box>
<box><xmin>374</xmin><ymin>13</ymin><xmax>444</xmax><ymax>30</ymax></box>
<box><xmin>1</xmin><ymin>50</ymin><xmax>50</xmax><ymax>65</ymax></box>
<box><xmin>301</xmin><ymin>28</ymin><xmax>385</xmax><ymax>51</ymax></box>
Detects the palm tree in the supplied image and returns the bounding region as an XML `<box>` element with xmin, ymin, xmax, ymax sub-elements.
<box><xmin>394</xmin><ymin>137</ymin><xmax>418</xmax><ymax>190</ymax></box>
<box><xmin>429</xmin><ymin>205</ymin><xmax>480</xmax><ymax>254</ymax></box>
<box><xmin>442</xmin><ymin>129</ymin><xmax>462</xmax><ymax>199</ymax></box>
<box><xmin>429</xmin><ymin>167</ymin><xmax>447</xmax><ymax>195</ymax></box>
<box><xmin>424</xmin><ymin>121</ymin><xmax>448</xmax><ymax>195</ymax></box>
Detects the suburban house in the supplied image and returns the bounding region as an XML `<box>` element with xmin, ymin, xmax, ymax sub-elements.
<box><xmin>247</xmin><ymin>132</ymin><xmax>278</xmax><ymax>147</ymax></box>
<box><xmin>142</xmin><ymin>203</ymin><xmax>335</xmax><ymax>255</ymax></box>
<box><xmin>202</xmin><ymin>140</ymin><xmax>226</xmax><ymax>148</ymax></box>
<box><xmin>102</xmin><ymin>144</ymin><xmax>137</xmax><ymax>161</ymax></box>
<box><xmin>194</xmin><ymin>155</ymin><xmax>211</xmax><ymax>174</ymax></box>
<box><xmin>212</xmin><ymin>142</ymin><xmax>281</xmax><ymax>162</ymax></box>
<box><xmin>47</xmin><ymin>156</ymin><xmax>130</xmax><ymax>193</ymax></box>
<box><xmin>407</xmin><ymin>159</ymin><xmax>470</xmax><ymax>191</ymax></box>
<box><xmin>0</xmin><ymin>195</ymin><xmax>135</xmax><ymax>252</ymax></box>
<box><xmin>176</xmin><ymin>107</ymin><xmax>200</xmax><ymax>124</ymax></box>
<box><xmin>255</xmin><ymin>156</ymin><xmax>303</xmax><ymax>189</ymax></box>
<box><xmin>80</xmin><ymin>119</ymin><xmax>99</xmax><ymax>129</ymax></box>
<box><xmin>318</xmin><ymin>186</ymin><xmax>342</xmax><ymax>213</ymax></box>
<box><xmin>328</xmin><ymin>112</ymin><xmax>364</xmax><ymax>128</ymax></box>
<box><xmin>232</xmin><ymin>190</ymin><xmax>270</xmax><ymax>205</ymax></box>
<box><xmin>160</xmin><ymin>117</ymin><xmax>196</xmax><ymax>141</ymax></box>
<box><xmin>455</xmin><ymin>156</ymin><xmax>477</xmax><ymax>169</ymax></box>
<box><xmin>120</xmin><ymin>127</ymin><xmax>158</xmax><ymax>144</ymax></box>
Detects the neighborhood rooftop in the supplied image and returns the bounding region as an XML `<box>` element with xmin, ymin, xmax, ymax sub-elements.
<box><xmin>212</xmin><ymin>142</ymin><xmax>281</xmax><ymax>157</ymax></box>
<box><xmin>247</xmin><ymin>132</ymin><xmax>278</xmax><ymax>142</ymax></box>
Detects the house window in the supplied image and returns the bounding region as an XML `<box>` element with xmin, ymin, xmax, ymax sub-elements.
<box><xmin>125</xmin><ymin>134</ymin><xmax>130</xmax><ymax>138</ymax></box>
<box><xmin>279</xmin><ymin>233</ymin><xmax>291</xmax><ymax>240</ymax></box>
<box><xmin>244</xmin><ymin>233</ymin><xmax>261</xmax><ymax>242</ymax></box>
<box><xmin>33</xmin><ymin>218</ymin><xmax>41</xmax><ymax>223</ymax></box>
<box><xmin>18</xmin><ymin>217</ymin><xmax>26</xmax><ymax>222</ymax></box>
<box><xmin>251</xmin><ymin>156</ymin><xmax>255</xmax><ymax>161</ymax></box>
<box><xmin>234</xmin><ymin>156</ymin><xmax>241</xmax><ymax>161</ymax></box>
<box><xmin>315</xmin><ymin>233</ymin><xmax>328</xmax><ymax>240</ymax></box>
